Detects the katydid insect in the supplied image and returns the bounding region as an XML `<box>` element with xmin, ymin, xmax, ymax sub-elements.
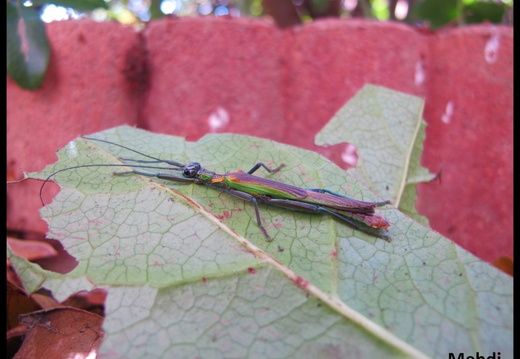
<box><xmin>40</xmin><ymin>136</ymin><xmax>392</xmax><ymax>241</ymax></box>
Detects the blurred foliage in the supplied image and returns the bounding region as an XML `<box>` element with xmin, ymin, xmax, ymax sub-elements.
<box><xmin>412</xmin><ymin>0</ymin><xmax>510</xmax><ymax>29</ymax></box>
<box><xmin>7</xmin><ymin>2</ymin><xmax>50</xmax><ymax>90</ymax></box>
<box><xmin>6</xmin><ymin>0</ymin><xmax>513</xmax><ymax>89</ymax></box>
<box><xmin>20</xmin><ymin>0</ymin><xmax>512</xmax><ymax>27</ymax></box>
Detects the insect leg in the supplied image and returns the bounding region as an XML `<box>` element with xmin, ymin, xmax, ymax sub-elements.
<box><xmin>306</xmin><ymin>188</ymin><xmax>352</xmax><ymax>197</ymax></box>
<box><xmin>113</xmin><ymin>170</ymin><xmax>195</xmax><ymax>183</ymax></box>
<box><xmin>306</xmin><ymin>188</ymin><xmax>391</xmax><ymax>206</ymax></box>
<box><xmin>118</xmin><ymin>158</ymin><xmax>165</xmax><ymax>164</ymax></box>
<box><xmin>263</xmin><ymin>198</ymin><xmax>391</xmax><ymax>241</ymax></box>
<box><xmin>246</xmin><ymin>163</ymin><xmax>285</xmax><ymax>175</ymax></box>
<box><xmin>316</xmin><ymin>207</ymin><xmax>390</xmax><ymax>240</ymax></box>
<box><xmin>209</xmin><ymin>187</ymin><xmax>272</xmax><ymax>241</ymax></box>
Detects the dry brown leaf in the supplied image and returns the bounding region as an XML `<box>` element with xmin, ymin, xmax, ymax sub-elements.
<box><xmin>15</xmin><ymin>307</ymin><xmax>104</xmax><ymax>359</ymax></box>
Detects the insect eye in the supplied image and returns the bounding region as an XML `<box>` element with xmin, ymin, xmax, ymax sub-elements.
<box><xmin>183</xmin><ymin>168</ymin><xmax>196</xmax><ymax>177</ymax></box>
<box><xmin>183</xmin><ymin>163</ymin><xmax>200</xmax><ymax>178</ymax></box>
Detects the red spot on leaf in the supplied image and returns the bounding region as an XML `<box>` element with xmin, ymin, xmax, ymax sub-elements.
<box><xmin>89</xmin><ymin>218</ymin><xmax>106</xmax><ymax>227</ymax></box>
<box><xmin>294</xmin><ymin>276</ymin><xmax>309</xmax><ymax>290</ymax></box>
<box><xmin>214</xmin><ymin>210</ymin><xmax>232</xmax><ymax>220</ymax></box>
<box><xmin>273</xmin><ymin>221</ymin><xmax>283</xmax><ymax>229</ymax></box>
<box><xmin>202</xmin><ymin>277</ymin><xmax>207</xmax><ymax>283</ymax></box>
<box><xmin>48</xmin><ymin>230</ymin><xmax>68</xmax><ymax>239</ymax></box>
<box><xmin>248</xmin><ymin>267</ymin><xmax>256</xmax><ymax>274</ymax></box>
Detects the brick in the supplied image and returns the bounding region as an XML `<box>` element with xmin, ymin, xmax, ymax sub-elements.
<box><xmin>7</xmin><ymin>20</ymin><xmax>142</xmax><ymax>233</ymax></box>
<box><xmin>7</xmin><ymin>18</ymin><xmax>512</xmax><ymax>263</ymax></box>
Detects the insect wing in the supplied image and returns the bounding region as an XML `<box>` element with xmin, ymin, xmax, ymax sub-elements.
<box><xmin>226</xmin><ymin>171</ymin><xmax>386</xmax><ymax>214</ymax></box>
<box><xmin>224</xmin><ymin>171</ymin><xmax>309</xmax><ymax>199</ymax></box>
<box><xmin>304</xmin><ymin>190</ymin><xmax>382</xmax><ymax>214</ymax></box>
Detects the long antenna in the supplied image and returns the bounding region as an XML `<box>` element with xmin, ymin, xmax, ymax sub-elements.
<box><xmin>39</xmin><ymin>136</ymin><xmax>190</xmax><ymax>206</ymax></box>
<box><xmin>39</xmin><ymin>163</ymin><xmax>184</xmax><ymax>206</ymax></box>
<box><xmin>81</xmin><ymin>136</ymin><xmax>185</xmax><ymax>167</ymax></box>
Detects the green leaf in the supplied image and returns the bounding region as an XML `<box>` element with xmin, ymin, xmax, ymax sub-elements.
<box><xmin>31</xmin><ymin>0</ymin><xmax>108</xmax><ymax>12</ymax></box>
<box><xmin>463</xmin><ymin>1</ymin><xmax>506</xmax><ymax>24</ymax></box>
<box><xmin>413</xmin><ymin>0</ymin><xmax>460</xmax><ymax>29</ymax></box>
<box><xmin>14</xmin><ymin>125</ymin><xmax>512</xmax><ymax>358</ymax></box>
<box><xmin>149</xmin><ymin>0</ymin><xmax>166</xmax><ymax>19</ymax></box>
<box><xmin>315</xmin><ymin>84</ymin><xmax>435</xmax><ymax>224</ymax></box>
<box><xmin>6</xmin><ymin>2</ymin><xmax>50</xmax><ymax>90</ymax></box>
<box><xmin>397</xmin><ymin>118</ymin><xmax>433</xmax><ymax>225</ymax></box>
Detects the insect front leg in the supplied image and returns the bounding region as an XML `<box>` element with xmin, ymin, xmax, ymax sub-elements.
<box><xmin>118</xmin><ymin>158</ymin><xmax>165</xmax><ymax>164</ymax></box>
<box><xmin>246</xmin><ymin>163</ymin><xmax>285</xmax><ymax>175</ymax></box>
<box><xmin>113</xmin><ymin>170</ymin><xmax>195</xmax><ymax>183</ymax></box>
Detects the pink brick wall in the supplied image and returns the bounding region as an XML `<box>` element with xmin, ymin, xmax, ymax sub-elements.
<box><xmin>7</xmin><ymin>17</ymin><xmax>512</xmax><ymax>265</ymax></box>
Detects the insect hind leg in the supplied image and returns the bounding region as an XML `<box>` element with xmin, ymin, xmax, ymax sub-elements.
<box><xmin>263</xmin><ymin>198</ymin><xmax>391</xmax><ymax>241</ymax></box>
<box><xmin>316</xmin><ymin>206</ymin><xmax>391</xmax><ymax>241</ymax></box>
<box><xmin>306</xmin><ymin>188</ymin><xmax>391</xmax><ymax>206</ymax></box>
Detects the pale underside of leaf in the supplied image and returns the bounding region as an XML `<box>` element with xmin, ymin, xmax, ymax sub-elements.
<box><xmin>11</xmin><ymin>125</ymin><xmax>511</xmax><ymax>358</ymax></box>
<box><xmin>315</xmin><ymin>84</ymin><xmax>436</xmax><ymax>216</ymax></box>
